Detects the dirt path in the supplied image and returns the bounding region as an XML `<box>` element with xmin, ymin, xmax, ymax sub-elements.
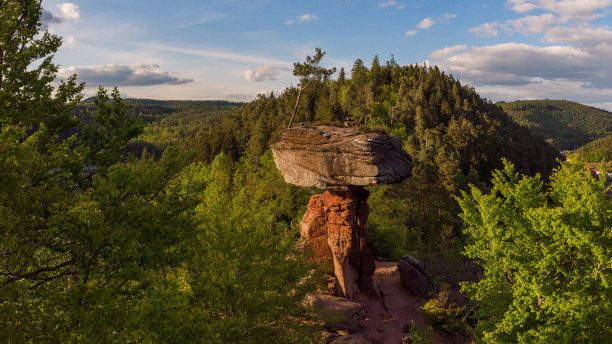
<box><xmin>351</xmin><ymin>261</ymin><xmax>446</xmax><ymax>344</ymax></box>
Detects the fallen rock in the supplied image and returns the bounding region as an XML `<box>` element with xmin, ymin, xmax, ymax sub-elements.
<box><xmin>330</xmin><ymin>334</ymin><xmax>373</xmax><ymax>344</ymax></box>
<box><xmin>397</xmin><ymin>256</ymin><xmax>433</xmax><ymax>297</ymax></box>
<box><xmin>271</xmin><ymin>125</ymin><xmax>413</xmax><ymax>190</ymax></box>
<box><xmin>308</xmin><ymin>294</ymin><xmax>367</xmax><ymax>333</ymax></box>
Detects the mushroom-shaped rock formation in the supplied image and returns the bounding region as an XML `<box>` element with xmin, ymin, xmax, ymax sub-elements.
<box><xmin>271</xmin><ymin>125</ymin><xmax>412</xmax><ymax>190</ymax></box>
<box><xmin>271</xmin><ymin>125</ymin><xmax>413</xmax><ymax>300</ymax></box>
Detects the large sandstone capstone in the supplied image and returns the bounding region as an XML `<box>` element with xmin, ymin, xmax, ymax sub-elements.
<box><xmin>271</xmin><ymin>125</ymin><xmax>413</xmax><ymax>190</ymax></box>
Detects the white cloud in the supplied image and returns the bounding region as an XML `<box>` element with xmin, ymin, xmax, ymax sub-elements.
<box><xmin>543</xmin><ymin>25</ymin><xmax>612</xmax><ymax>57</ymax></box>
<box><xmin>57</xmin><ymin>3</ymin><xmax>79</xmax><ymax>20</ymax></box>
<box><xmin>429</xmin><ymin>45</ymin><xmax>468</xmax><ymax>59</ymax></box>
<box><xmin>441</xmin><ymin>13</ymin><xmax>457</xmax><ymax>21</ymax></box>
<box><xmin>145</xmin><ymin>44</ymin><xmax>292</xmax><ymax>67</ymax></box>
<box><xmin>243</xmin><ymin>66</ymin><xmax>284</xmax><ymax>82</ymax></box>
<box><xmin>506</xmin><ymin>0</ymin><xmax>539</xmax><ymax>13</ymax></box>
<box><xmin>587</xmin><ymin>102</ymin><xmax>612</xmax><ymax>111</ymax></box>
<box><xmin>544</xmin><ymin>25</ymin><xmax>612</xmax><ymax>47</ymax></box>
<box><xmin>455</xmin><ymin>2</ymin><xmax>612</xmax><ymax>107</ymax></box>
<box><xmin>298</xmin><ymin>14</ymin><xmax>319</xmax><ymax>23</ymax></box>
<box><xmin>471</xmin><ymin>14</ymin><xmax>565</xmax><ymax>37</ymax></box>
<box><xmin>437</xmin><ymin>43</ymin><xmax>612</xmax><ymax>88</ymax></box>
<box><xmin>285</xmin><ymin>14</ymin><xmax>318</xmax><ymax>24</ymax></box>
<box><xmin>505</xmin><ymin>0</ymin><xmax>612</xmax><ymax>21</ymax></box>
<box><xmin>505</xmin><ymin>13</ymin><xmax>566</xmax><ymax>34</ymax></box>
<box><xmin>379</xmin><ymin>0</ymin><xmax>405</xmax><ymax>9</ymax></box>
<box><xmin>417</xmin><ymin>17</ymin><xmax>436</xmax><ymax>29</ymax></box>
<box><xmin>174</xmin><ymin>12</ymin><xmax>229</xmax><ymax>30</ymax></box>
<box><xmin>58</xmin><ymin>63</ymin><xmax>193</xmax><ymax>86</ymax></box>
<box><xmin>63</xmin><ymin>36</ymin><xmax>77</xmax><ymax>48</ymax></box>
<box><xmin>405</xmin><ymin>30</ymin><xmax>418</xmax><ymax>37</ymax></box>
<box><xmin>469</xmin><ymin>22</ymin><xmax>500</xmax><ymax>37</ymax></box>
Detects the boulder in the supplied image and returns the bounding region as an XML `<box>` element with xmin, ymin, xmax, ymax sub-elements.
<box><xmin>397</xmin><ymin>256</ymin><xmax>433</xmax><ymax>297</ymax></box>
<box><xmin>271</xmin><ymin>125</ymin><xmax>413</xmax><ymax>190</ymax></box>
<box><xmin>307</xmin><ymin>294</ymin><xmax>367</xmax><ymax>333</ymax></box>
<box><xmin>330</xmin><ymin>334</ymin><xmax>373</xmax><ymax>344</ymax></box>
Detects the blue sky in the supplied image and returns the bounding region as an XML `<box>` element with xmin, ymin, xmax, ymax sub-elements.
<box><xmin>42</xmin><ymin>0</ymin><xmax>612</xmax><ymax>110</ymax></box>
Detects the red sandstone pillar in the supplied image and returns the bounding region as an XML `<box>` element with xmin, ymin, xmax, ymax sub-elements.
<box><xmin>300</xmin><ymin>188</ymin><xmax>377</xmax><ymax>299</ymax></box>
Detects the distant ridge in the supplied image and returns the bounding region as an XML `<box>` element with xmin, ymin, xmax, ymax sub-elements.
<box><xmin>500</xmin><ymin>100</ymin><xmax>612</xmax><ymax>150</ymax></box>
<box><xmin>81</xmin><ymin>97</ymin><xmax>245</xmax><ymax>107</ymax></box>
<box><xmin>576</xmin><ymin>134</ymin><xmax>612</xmax><ymax>162</ymax></box>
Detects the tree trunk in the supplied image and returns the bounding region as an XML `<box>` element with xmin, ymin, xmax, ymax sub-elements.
<box><xmin>288</xmin><ymin>87</ymin><xmax>304</xmax><ymax>128</ymax></box>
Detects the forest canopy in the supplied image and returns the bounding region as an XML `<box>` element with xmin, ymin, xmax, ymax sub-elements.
<box><xmin>4</xmin><ymin>2</ymin><xmax>605</xmax><ymax>342</ymax></box>
<box><xmin>576</xmin><ymin>134</ymin><xmax>612</xmax><ymax>162</ymax></box>
<box><xmin>0</xmin><ymin>2</ymin><xmax>318</xmax><ymax>342</ymax></box>
<box><xmin>458</xmin><ymin>159</ymin><xmax>611</xmax><ymax>343</ymax></box>
<box><xmin>500</xmin><ymin>100</ymin><xmax>612</xmax><ymax>150</ymax></box>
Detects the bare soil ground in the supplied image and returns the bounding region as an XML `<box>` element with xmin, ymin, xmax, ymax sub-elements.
<box><xmin>351</xmin><ymin>260</ymin><xmax>448</xmax><ymax>344</ymax></box>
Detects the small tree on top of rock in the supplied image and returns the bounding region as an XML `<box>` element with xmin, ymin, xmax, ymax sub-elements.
<box><xmin>288</xmin><ymin>48</ymin><xmax>336</xmax><ymax>128</ymax></box>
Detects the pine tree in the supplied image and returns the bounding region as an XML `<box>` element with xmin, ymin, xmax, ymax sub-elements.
<box><xmin>287</xmin><ymin>48</ymin><xmax>335</xmax><ymax>128</ymax></box>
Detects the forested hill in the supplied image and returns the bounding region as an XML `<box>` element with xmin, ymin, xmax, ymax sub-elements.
<box><xmin>500</xmin><ymin>100</ymin><xmax>612</xmax><ymax>150</ymax></box>
<box><xmin>82</xmin><ymin>97</ymin><xmax>244</xmax><ymax>108</ymax></box>
<box><xmin>69</xmin><ymin>98</ymin><xmax>242</xmax><ymax>158</ymax></box>
<box><xmin>576</xmin><ymin>134</ymin><xmax>612</xmax><ymax>162</ymax></box>
<box><xmin>189</xmin><ymin>59</ymin><xmax>561</xmax><ymax>181</ymax></box>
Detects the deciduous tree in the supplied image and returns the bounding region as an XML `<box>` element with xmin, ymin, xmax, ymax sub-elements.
<box><xmin>458</xmin><ymin>159</ymin><xmax>611</xmax><ymax>343</ymax></box>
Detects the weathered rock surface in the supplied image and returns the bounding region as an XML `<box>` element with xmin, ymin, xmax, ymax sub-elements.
<box><xmin>301</xmin><ymin>189</ymin><xmax>377</xmax><ymax>298</ymax></box>
<box><xmin>330</xmin><ymin>334</ymin><xmax>373</xmax><ymax>344</ymax></box>
<box><xmin>397</xmin><ymin>256</ymin><xmax>433</xmax><ymax>297</ymax></box>
<box><xmin>274</xmin><ymin>126</ymin><xmax>415</xmax><ymax>310</ymax></box>
<box><xmin>321</xmin><ymin>331</ymin><xmax>340</xmax><ymax>344</ymax></box>
<box><xmin>307</xmin><ymin>294</ymin><xmax>367</xmax><ymax>333</ymax></box>
<box><xmin>271</xmin><ymin>125</ymin><xmax>413</xmax><ymax>190</ymax></box>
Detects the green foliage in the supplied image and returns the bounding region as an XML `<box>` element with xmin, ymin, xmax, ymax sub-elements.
<box><xmin>458</xmin><ymin>159</ymin><xmax>612</xmax><ymax>343</ymax></box>
<box><xmin>0</xmin><ymin>133</ymin><xmax>195</xmax><ymax>341</ymax></box>
<box><xmin>0</xmin><ymin>5</ymin><xmax>583</xmax><ymax>340</ymax></box>
<box><xmin>69</xmin><ymin>98</ymin><xmax>240</xmax><ymax>159</ymax></box>
<box><xmin>0</xmin><ymin>0</ymin><xmax>83</xmax><ymax>135</ymax></box>
<box><xmin>501</xmin><ymin>100</ymin><xmax>612</xmax><ymax>150</ymax></box>
<box><xmin>178</xmin><ymin>152</ymin><xmax>320</xmax><ymax>343</ymax></box>
<box><xmin>288</xmin><ymin>48</ymin><xmax>336</xmax><ymax>128</ymax></box>
<box><xmin>2</xmin><ymin>5</ymin><xmax>310</xmax><ymax>341</ymax></box>
<box><xmin>419</xmin><ymin>287</ymin><xmax>470</xmax><ymax>335</ymax></box>
<box><xmin>405</xmin><ymin>321</ymin><xmax>433</xmax><ymax>344</ymax></box>
<box><xmin>80</xmin><ymin>87</ymin><xmax>144</xmax><ymax>169</ymax></box>
<box><xmin>367</xmin><ymin>186</ymin><xmax>416</xmax><ymax>260</ymax></box>
<box><xmin>576</xmin><ymin>134</ymin><xmax>612</xmax><ymax>162</ymax></box>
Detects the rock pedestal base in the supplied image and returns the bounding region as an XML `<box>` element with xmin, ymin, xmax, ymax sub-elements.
<box><xmin>301</xmin><ymin>189</ymin><xmax>377</xmax><ymax>299</ymax></box>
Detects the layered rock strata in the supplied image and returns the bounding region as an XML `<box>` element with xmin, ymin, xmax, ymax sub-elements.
<box><xmin>301</xmin><ymin>189</ymin><xmax>376</xmax><ymax>298</ymax></box>
<box><xmin>271</xmin><ymin>125</ymin><xmax>413</xmax><ymax>190</ymax></box>
<box><xmin>271</xmin><ymin>125</ymin><xmax>413</xmax><ymax>300</ymax></box>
